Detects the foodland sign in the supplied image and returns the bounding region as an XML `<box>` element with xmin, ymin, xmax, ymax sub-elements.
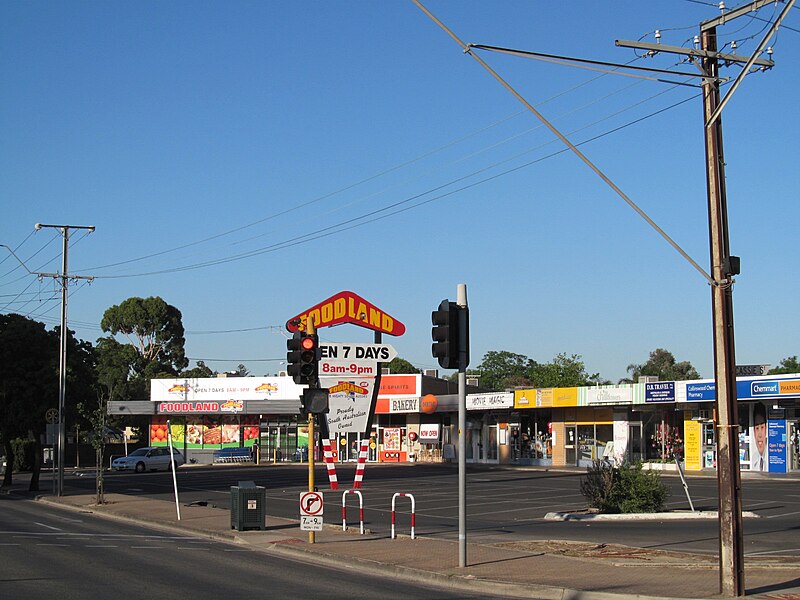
<box><xmin>287</xmin><ymin>291</ymin><xmax>406</xmax><ymax>436</ymax></box>
<box><xmin>286</xmin><ymin>290</ymin><xmax>405</xmax><ymax>336</ymax></box>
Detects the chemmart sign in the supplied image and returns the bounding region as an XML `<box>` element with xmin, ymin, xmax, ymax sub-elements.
<box><xmin>750</xmin><ymin>379</ymin><xmax>800</xmax><ymax>398</ymax></box>
<box><xmin>683</xmin><ymin>377</ymin><xmax>800</xmax><ymax>401</ymax></box>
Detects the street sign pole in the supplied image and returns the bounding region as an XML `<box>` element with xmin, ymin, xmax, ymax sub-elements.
<box><xmin>308</xmin><ymin>412</ymin><xmax>315</xmax><ymax>544</ymax></box>
<box><xmin>457</xmin><ymin>283</ymin><xmax>468</xmax><ymax>568</ymax></box>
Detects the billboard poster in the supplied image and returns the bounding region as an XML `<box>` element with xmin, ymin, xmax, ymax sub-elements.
<box><xmin>768</xmin><ymin>420</ymin><xmax>787</xmax><ymax>473</ymax></box>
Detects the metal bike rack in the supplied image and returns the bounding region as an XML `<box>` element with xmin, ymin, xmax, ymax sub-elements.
<box><xmin>391</xmin><ymin>492</ymin><xmax>416</xmax><ymax>540</ymax></box>
<box><xmin>341</xmin><ymin>489</ymin><xmax>365</xmax><ymax>534</ymax></box>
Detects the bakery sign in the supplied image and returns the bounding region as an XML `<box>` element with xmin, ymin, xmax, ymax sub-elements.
<box><xmin>389</xmin><ymin>396</ymin><xmax>419</xmax><ymax>413</ymax></box>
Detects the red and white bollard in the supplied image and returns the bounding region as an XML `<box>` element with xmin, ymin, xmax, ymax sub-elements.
<box><xmin>391</xmin><ymin>492</ymin><xmax>416</xmax><ymax>540</ymax></box>
<box><xmin>322</xmin><ymin>439</ymin><xmax>339</xmax><ymax>490</ymax></box>
<box><xmin>353</xmin><ymin>439</ymin><xmax>370</xmax><ymax>489</ymax></box>
<box><xmin>341</xmin><ymin>489</ymin><xmax>365</xmax><ymax>535</ymax></box>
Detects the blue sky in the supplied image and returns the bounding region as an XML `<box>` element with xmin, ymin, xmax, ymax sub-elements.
<box><xmin>2</xmin><ymin>1</ymin><xmax>798</xmax><ymax>383</ymax></box>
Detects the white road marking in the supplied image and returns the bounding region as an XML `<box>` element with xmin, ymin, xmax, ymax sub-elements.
<box><xmin>33</xmin><ymin>522</ymin><xmax>61</xmax><ymax>531</ymax></box>
<box><xmin>745</xmin><ymin>548</ymin><xmax>800</xmax><ymax>556</ymax></box>
<box><xmin>36</xmin><ymin>543</ymin><xmax>69</xmax><ymax>547</ymax></box>
<box><xmin>765</xmin><ymin>510</ymin><xmax>800</xmax><ymax>519</ymax></box>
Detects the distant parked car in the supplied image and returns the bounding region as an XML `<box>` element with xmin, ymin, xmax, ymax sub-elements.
<box><xmin>111</xmin><ymin>447</ymin><xmax>185</xmax><ymax>473</ymax></box>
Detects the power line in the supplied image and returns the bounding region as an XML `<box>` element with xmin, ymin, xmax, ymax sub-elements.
<box><xmin>86</xmin><ymin>87</ymin><xmax>695</xmax><ymax>279</ymax></box>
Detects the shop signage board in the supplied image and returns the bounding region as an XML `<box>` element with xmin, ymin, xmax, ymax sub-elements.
<box><xmin>736</xmin><ymin>364</ymin><xmax>770</xmax><ymax>376</ymax></box>
<box><xmin>586</xmin><ymin>387</ymin><xmax>633</xmax><ymax>406</ymax></box>
<box><xmin>419</xmin><ymin>424</ymin><xmax>440</xmax><ymax>441</ymax></box>
<box><xmin>300</xmin><ymin>491</ymin><xmax>324</xmax><ymax>531</ymax></box>
<box><xmin>151</xmin><ymin>377</ymin><xmax>304</xmax><ymax>402</ymax></box>
<box><xmin>645</xmin><ymin>382</ymin><xmax>676</xmax><ymax>403</ymax></box>
<box><xmin>388</xmin><ymin>396</ymin><xmax>419</xmax><ymax>413</ymax></box>
<box><xmin>466</xmin><ymin>393</ymin><xmax>514</xmax><ymax>410</ymax></box>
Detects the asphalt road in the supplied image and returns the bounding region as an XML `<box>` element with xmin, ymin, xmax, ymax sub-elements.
<box><xmin>57</xmin><ymin>463</ymin><xmax>800</xmax><ymax>557</ymax></box>
<box><xmin>0</xmin><ymin>494</ymin><xmax>503</xmax><ymax>600</ymax></box>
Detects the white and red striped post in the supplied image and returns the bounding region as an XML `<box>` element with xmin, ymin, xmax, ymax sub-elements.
<box><xmin>391</xmin><ymin>492</ymin><xmax>416</xmax><ymax>540</ymax></box>
<box><xmin>352</xmin><ymin>439</ymin><xmax>370</xmax><ymax>489</ymax></box>
<box><xmin>341</xmin><ymin>489</ymin><xmax>365</xmax><ymax>534</ymax></box>
<box><xmin>322</xmin><ymin>438</ymin><xmax>339</xmax><ymax>490</ymax></box>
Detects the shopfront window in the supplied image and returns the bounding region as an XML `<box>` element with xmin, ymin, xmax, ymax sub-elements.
<box><xmin>643</xmin><ymin>411</ymin><xmax>683</xmax><ymax>461</ymax></box>
<box><xmin>576</xmin><ymin>424</ymin><xmax>613</xmax><ymax>465</ymax></box>
<box><xmin>518</xmin><ymin>410</ymin><xmax>553</xmax><ymax>462</ymax></box>
<box><xmin>578</xmin><ymin>425</ymin><xmax>595</xmax><ymax>462</ymax></box>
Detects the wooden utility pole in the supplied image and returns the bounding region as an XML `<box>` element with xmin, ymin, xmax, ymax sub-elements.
<box><xmin>700</xmin><ymin>25</ymin><xmax>745</xmax><ymax>597</ymax></box>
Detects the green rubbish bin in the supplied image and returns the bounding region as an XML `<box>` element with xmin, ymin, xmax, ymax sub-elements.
<box><xmin>230</xmin><ymin>481</ymin><xmax>266</xmax><ymax>531</ymax></box>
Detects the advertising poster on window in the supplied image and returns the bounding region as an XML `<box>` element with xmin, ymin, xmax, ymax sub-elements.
<box><xmin>684</xmin><ymin>420</ymin><xmax>702</xmax><ymax>471</ymax></box>
<box><xmin>383</xmin><ymin>427</ymin><xmax>401</xmax><ymax>451</ymax></box>
<box><xmin>750</xmin><ymin>402</ymin><xmax>769</xmax><ymax>472</ymax></box>
<box><xmin>768</xmin><ymin>420</ymin><xmax>787</xmax><ymax>473</ymax></box>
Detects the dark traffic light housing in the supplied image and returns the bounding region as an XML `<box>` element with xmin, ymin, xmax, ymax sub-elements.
<box><xmin>286</xmin><ymin>330</ymin><xmax>320</xmax><ymax>385</ymax></box>
<box><xmin>431</xmin><ymin>299</ymin><xmax>469</xmax><ymax>371</ymax></box>
<box><xmin>300</xmin><ymin>387</ymin><xmax>329</xmax><ymax>416</ymax></box>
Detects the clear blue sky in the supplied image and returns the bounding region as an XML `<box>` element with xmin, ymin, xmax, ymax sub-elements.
<box><xmin>2</xmin><ymin>1</ymin><xmax>798</xmax><ymax>383</ymax></box>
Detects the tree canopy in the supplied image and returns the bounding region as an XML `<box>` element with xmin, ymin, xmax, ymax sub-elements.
<box><xmin>100</xmin><ymin>296</ymin><xmax>188</xmax><ymax>377</ymax></box>
<box><xmin>531</xmin><ymin>353</ymin><xmax>607</xmax><ymax>388</ymax></box>
<box><xmin>0</xmin><ymin>314</ymin><xmax>96</xmax><ymax>490</ymax></box>
<box><xmin>768</xmin><ymin>356</ymin><xmax>799</xmax><ymax>375</ymax></box>
<box><xmin>622</xmin><ymin>348</ymin><xmax>699</xmax><ymax>383</ymax></box>
<box><xmin>384</xmin><ymin>357</ymin><xmax>420</xmax><ymax>374</ymax></box>
<box><xmin>473</xmin><ymin>350</ymin><xmax>534</xmax><ymax>391</ymax></box>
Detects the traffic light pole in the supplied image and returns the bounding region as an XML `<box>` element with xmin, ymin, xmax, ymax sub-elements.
<box><xmin>306</xmin><ymin>319</ymin><xmax>318</xmax><ymax>544</ymax></box>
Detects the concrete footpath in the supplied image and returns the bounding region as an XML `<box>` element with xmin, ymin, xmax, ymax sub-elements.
<box><xmin>31</xmin><ymin>487</ymin><xmax>800</xmax><ymax>600</ymax></box>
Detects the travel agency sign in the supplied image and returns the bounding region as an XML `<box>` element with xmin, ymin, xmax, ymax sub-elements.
<box><xmin>286</xmin><ymin>290</ymin><xmax>405</xmax><ymax>436</ymax></box>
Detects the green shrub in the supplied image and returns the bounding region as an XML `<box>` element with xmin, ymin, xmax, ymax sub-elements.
<box><xmin>580</xmin><ymin>460</ymin><xmax>617</xmax><ymax>511</ymax></box>
<box><xmin>581</xmin><ymin>460</ymin><xmax>669</xmax><ymax>513</ymax></box>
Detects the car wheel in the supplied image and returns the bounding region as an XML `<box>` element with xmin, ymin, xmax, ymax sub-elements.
<box><xmin>135</xmin><ymin>461</ymin><xmax>146</xmax><ymax>473</ymax></box>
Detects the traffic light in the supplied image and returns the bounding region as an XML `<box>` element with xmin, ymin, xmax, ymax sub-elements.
<box><xmin>300</xmin><ymin>388</ymin><xmax>329</xmax><ymax>415</ymax></box>
<box><xmin>431</xmin><ymin>299</ymin><xmax>459</xmax><ymax>370</ymax></box>
<box><xmin>286</xmin><ymin>330</ymin><xmax>320</xmax><ymax>385</ymax></box>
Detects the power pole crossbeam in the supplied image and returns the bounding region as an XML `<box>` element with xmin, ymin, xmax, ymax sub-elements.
<box><xmin>614</xmin><ymin>40</ymin><xmax>774</xmax><ymax>68</ymax></box>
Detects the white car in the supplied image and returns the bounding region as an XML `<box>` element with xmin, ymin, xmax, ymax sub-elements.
<box><xmin>111</xmin><ymin>447</ymin><xmax>185</xmax><ymax>473</ymax></box>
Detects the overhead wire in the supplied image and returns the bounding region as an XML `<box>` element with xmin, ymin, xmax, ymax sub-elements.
<box><xmin>81</xmin><ymin>54</ymin><xmax>656</xmax><ymax>274</ymax></box>
<box><xmin>88</xmin><ymin>87</ymin><xmax>698</xmax><ymax>280</ymax></box>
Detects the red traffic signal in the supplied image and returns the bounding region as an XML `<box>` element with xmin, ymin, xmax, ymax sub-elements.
<box><xmin>287</xmin><ymin>331</ymin><xmax>320</xmax><ymax>385</ymax></box>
